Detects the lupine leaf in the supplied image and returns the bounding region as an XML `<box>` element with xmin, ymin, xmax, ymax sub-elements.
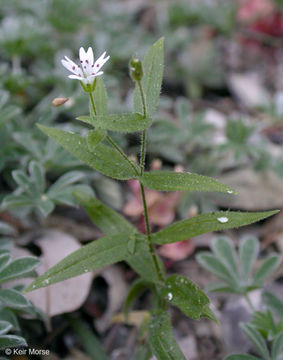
<box><xmin>28</xmin><ymin>161</ymin><xmax>45</xmax><ymax>194</ymax></box>
<box><xmin>262</xmin><ymin>292</ymin><xmax>283</xmax><ymax>319</ymax></box>
<box><xmin>0</xmin><ymin>321</ymin><xmax>12</xmax><ymax>335</ymax></box>
<box><xmin>212</xmin><ymin>237</ymin><xmax>239</xmax><ymax>279</ymax></box>
<box><xmin>241</xmin><ymin>323</ymin><xmax>270</xmax><ymax>360</ymax></box>
<box><xmin>0</xmin><ymin>256</ymin><xmax>40</xmax><ymax>284</ymax></box>
<box><xmin>0</xmin><ymin>334</ymin><xmax>27</xmax><ymax>350</ymax></box>
<box><xmin>0</xmin><ymin>221</ymin><xmax>16</xmax><ymax>236</ymax></box>
<box><xmin>134</xmin><ymin>38</ymin><xmax>164</xmax><ymax>116</ymax></box>
<box><xmin>272</xmin><ymin>330</ymin><xmax>283</xmax><ymax>360</ymax></box>
<box><xmin>24</xmin><ymin>233</ymin><xmax>148</xmax><ymax>292</ymax></box>
<box><xmin>74</xmin><ymin>190</ymin><xmax>163</xmax><ymax>283</ymax></box>
<box><xmin>0</xmin><ymin>253</ymin><xmax>10</xmax><ymax>273</ymax></box>
<box><xmin>139</xmin><ymin>171</ymin><xmax>236</xmax><ymax>194</ymax></box>
<box><xmin>87</xmin><ymin>128</ymin><xmax>106</xmax><ymax>150</ymax></box>
<box><xmin>93</xmin><ymin>78</ymin><xmax>108</xmax><ymax>115</ymax></box>
<box><xmin>1</xmin><ymin>195</ymin><xmax>34</xmax><ymax>209</ymax></box>
<box><xmin>152</xmin><ymin>210</ymin><xmax>279</xmax><ymax>245</ymax></box>
<box><xmin>160</xmin><ymin>274</ymin><xmax>215</xmax><ymax>321</ymax></box>
<box><xmin>240</xmin><ymin>237</ymin><xmax>259</xmax><ymax>282</ymax></box>
<box><xmin>0</xmin><ymin>289</ymin><xmax>30</xmax><ymax>309</ymax></box>
<box><xmin>37</xmin><ymin>124</ymin><xmax>136</xmax><ymax>180</ymax></box>
<box><xmin>253</xmin><ymin>255</ymin><xmax>281</xmax><ymax>286</ymax></box>
<box><xmin>47</xmin><ymin>171</ymin><xmax>85</xmax><ymax>196</ymax></box>
<box><xmin>0</xmin><ymin>309</ymin><xmax>19</xmax><ymax>331</ymax></box>
<box><xmin>77</xmin><ymin>113</ymin><xmax>152</xmax><ymax>133</ymax></box>
<box><xmin>197</xmin><ymin>253</ymin><xmax>238</xmax><ymax>286</ymax></box>
<box><xmin>0</xmin><ymin>106</ymin><xmax>21</xmax><ymax>129</ymax></box>
<box><xmin>148</xmin><ymin>311</ymin><xmax>186</xmax><ymax>360</ymax></box>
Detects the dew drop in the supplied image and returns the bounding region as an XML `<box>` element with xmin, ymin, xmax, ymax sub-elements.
<box><xmin>217</xmin><ymin>217</ymin><xmax>229</xmax><ymax>223</ymax></box>
<box><xmin>168</xmin><ymin>293</ymin><xmax>173</xmax><ymax>301</ymax></box>
<box><xmin>44</xmin><ymin>279</ymin><xmax>50</xmax><ymax>285</ymax></box>
<box><xmin>227</xmin><ymin>190</ymin><xmax>233</xmax><ymax>194</ymax></box>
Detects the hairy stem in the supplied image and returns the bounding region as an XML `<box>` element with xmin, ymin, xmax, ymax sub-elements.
<box><xmin>89</xmin><ymin>92</ymin><xmax>139</xmax><ymax>176</ymax></box>
<box><xmin>137</xmin><ymin>80</ymin><xmax>165</xmax><ymax>282</ymax></box>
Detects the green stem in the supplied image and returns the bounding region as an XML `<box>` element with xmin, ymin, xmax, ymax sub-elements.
<box><xmin>88</xmin><ymin>92</ymin><xmax>139</xmax><ymax>176</ymax></box>
<box><xmin>137</xmin><ymin>80</ymin><xmax>164</xmax><ymax>283</ymax></box>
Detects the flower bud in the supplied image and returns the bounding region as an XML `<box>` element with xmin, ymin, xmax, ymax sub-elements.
<box><xmin>129</xmin><ymin>58</ymin><xmax>143</xmax><ymax>81</ymax></box>
<box><xmin>52</xmin><ymin>97</ymin><xmax>69</xmax><ymax>107</ymax></box>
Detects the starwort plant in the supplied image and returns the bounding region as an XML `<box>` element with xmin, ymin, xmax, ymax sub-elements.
<box><xmin>24</xmin><ymin>39</ymin><xmax>279</xmax><ymax>359</ymax></box>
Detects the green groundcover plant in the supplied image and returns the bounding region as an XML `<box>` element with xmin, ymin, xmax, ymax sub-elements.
<box><xmin>197</xmin><ymin>236</ymin><xmax>283</xmax><ymax>360</ymax></box>
<box><xmin>22</xmin><ymin>39</ymin><xmax>279</xmax><ymax>359</ymax></box>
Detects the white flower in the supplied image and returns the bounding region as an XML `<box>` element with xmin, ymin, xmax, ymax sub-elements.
<box><xmin>61</xmin><ymin>47</ymin><xmax>110</xmax><ymax>86</ymax></box>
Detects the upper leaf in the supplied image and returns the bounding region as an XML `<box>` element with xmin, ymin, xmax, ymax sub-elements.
<box><xmin>139</xmin><ymin>171</ymin><xmax>236</xmax><ymax>194</ymax></box>
<box><xmin>160</xmin><ymin>274</ymin><xmax>215</xmax><ymax>321</ymax></box>
<box><xmin>37</xmin><ymin>124</ymin><xmax>136</xmax><ymax>180</ymax></box>
<box><xmin>148</xmin><ymin>311</ymin><xmax>186</xmax><ymax>360</ymax></box>
<box><xmin>152</xmin><ymin>210</ymin><xmax>279</xmax><ymax>245</ymax></box>
<box><xmin>77</xmin><ymin>113</ymin><xmax>152</xmax><ymax>132</ymax></box>
<box><xmin>25</xmin><ymin>233</ymin><xmax>148</xmax><ymax>292</ymax></box>
<box><xmin>134</xmin><ymin>38</ymin><xmax>164</xmax><ymax>116</ymax></box>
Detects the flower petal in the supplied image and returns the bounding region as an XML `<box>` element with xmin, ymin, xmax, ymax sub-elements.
<box><xmin>68</xmin><ymin>74</ymin><xmax>82</xmax><ymax>80</ymax></box>
<box><xmin>61</xmin><ymin>57</ymin><xmax>80</xmax><ymax>75</ymax></box>
<box><xmin>93</xmin><ymin>52</ymin><xmax>110</xmax><ymax>73</ymax></box>
<box><xmin>86</xmin><ymin>47</ymin><xmax>94</xmax><ymax>65</ymax></box>
<box><xmin>79</xmin><ymin>47</ymin><xmax>88</xmax><ymax>63</ymax></box>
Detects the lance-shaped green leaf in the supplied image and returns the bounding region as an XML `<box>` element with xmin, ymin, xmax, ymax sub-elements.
<box><xmin>73</xmin><ymin>190</ymin><xmax>164</xmax><ymax>283</ymax></box>
<box><xmin>0</xmin><ymin>289</ymin><xmax>30</xmax><ymax>309</ymax></box>
<box><xmin>253</xmin><ymin>254</ymin><xmax>281</xmax><ymax>286</ymax></box>
<box><xmin>0</xmin><ymin>334</ymin><xmax>27</xmax><ymax>350</ymax></box>
<box><xmin>160</xmin><ymin>274</ymin><xmax>217</xmax><ymax>321</ymax></box>
<box><xmin>152</xmin><ymin>210</ymin><xmax>279</xmax><ymax>245</ymax></box>
<box><xmin>240</xmin><ymin>237</ymin><xmax>259</xmax><ymax>282</ymax></box>
<box><xmin>148</xmin><ymin>311</ymin><xmax>186</xmax><ymax>360</ymax></box>
<box><xmin>37</xmin><ymin>124</ymin><xmax>136</xmax><ymax>180</ymax></box>
<box><xmin>93</xmin><ymin>78</ymin><xmax>108</xmax><ymax>115</ymax></box>
<box><xmin>241</xmin><ymin>323</ymin><xmax>270</xmax><ymax>360</ymax></box>
<box><xmin>134</xmin><ymin>38</ymin><xmax>164</xmax><ymax>116</ymax></box>
<box><xmin>87</xmin><ymin>128</ymin><xmax>106</xmax><ymax>150</ymax></box>
<box><xmin>24</xmin><ymin>233</ymin><xmax>148</xmax><ymax>292</ymax></box>
<box><xmin>0</xmin><ymin>256</ymin><xmax>40</xmax><ymax>284</ymax></box>
<box><xmin>77</xmin><ymin>113</ymin><xmax>152</xmax><ymax>133</ymax></box>
<box><xmin>139</xmin><ymin>171</ymin><xmax>236</xmax><ymax>194</ymax></box>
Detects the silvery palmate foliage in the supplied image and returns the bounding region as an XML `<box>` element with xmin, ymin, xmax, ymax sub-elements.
<box><xmin>197</xmin><ymin>236</ymin><xmax>283</xmax><ymax>360</ymax></box>
<box><xmin>24</xmin><ymin>40</ymin><xmax>279</xmax><ymax>360</ymax></box>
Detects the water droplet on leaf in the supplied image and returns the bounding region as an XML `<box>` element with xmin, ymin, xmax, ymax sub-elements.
<box><xmin>217</xmin><ymin>217</ymin><xmax>228</xmax><ymax>223</ymax></box>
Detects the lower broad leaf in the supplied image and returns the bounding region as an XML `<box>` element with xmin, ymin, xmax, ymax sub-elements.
<box><xmin>24</xmin><ymin>233</ymin><xmax>148</xmax><ymax>292</ymax></box>
<box><xmin>74</xmin><ymin>191</ymin><xmax>164</xmax><ymax>283</ymax></box>
<box><xmin>0</xmin><ymin>321</ymin><xmax>12</xmax><ymax>336</ymax></box>
<box><xmin>152</xmin><ymin>210</ymin><xmax>279</xmax><ymax>245</ymax></box>
<box><xmin>149</xmin><ymin>311</ymin><xmax>186</xmax><ymax>360</ymax></box>
<box><xmin>160</xmin><ymin>274</ymin><xmax>216</xmax><ymax>322</ymax></box>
